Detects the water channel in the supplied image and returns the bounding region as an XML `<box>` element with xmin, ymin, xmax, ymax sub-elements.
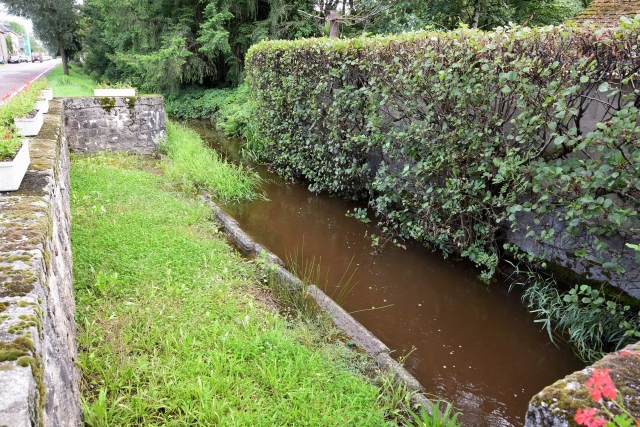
<box><xmin>189</xmin><ymin>121</ymin><xmax>585</xmax><ymax>426</ymax></box>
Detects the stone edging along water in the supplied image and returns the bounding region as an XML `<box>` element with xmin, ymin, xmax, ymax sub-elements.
<box><xmin>199</xmin><ymin>193</ymin><xmax>435</xmax><ymax>414</ymax></box>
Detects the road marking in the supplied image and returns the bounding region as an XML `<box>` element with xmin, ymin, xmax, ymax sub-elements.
<box><xmin>0</xmin><ymin>60</ymin><xmax>62</xmax><ymax>106</ymax></box>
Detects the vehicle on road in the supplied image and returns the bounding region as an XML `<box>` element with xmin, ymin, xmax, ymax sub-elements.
<box><xmin>31</xmin><ymin>52</ymin><xmax>43</xmax><ymax>63</ymax></box>
<box><xmin>18</xmin><ymin>54</ymin><xmax>30</xmax><ymax>63</ymax></box>
<box><xmin>43</xmin><ymin>55</ymin><xmax>51</xmax><ymax>61</ymax></box>
<box><xmin>8</xmin><ymin>55</ymin><xmax>20</xmax><ymax>63</ymax></box>
<box><xmin>0</xmin><ymin>55</ymin><xmax>4</xmax><ymax>64</ymax></box>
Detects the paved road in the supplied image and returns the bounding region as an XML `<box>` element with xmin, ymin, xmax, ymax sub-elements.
<box><xmin>0</xmin><ymin>59</ymin><xmax>61</xmax><ymax>101</ymax></box>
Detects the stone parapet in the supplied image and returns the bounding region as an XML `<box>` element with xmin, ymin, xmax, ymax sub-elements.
<box><xmin>0</xmin><ymin>100</ymin><xmax>81</xmax><ymax>426</ymax></box>
<box><xmin>63</xmin><ymin>95</ymin><xmax>166</xmax><ymax>155</ymax></box>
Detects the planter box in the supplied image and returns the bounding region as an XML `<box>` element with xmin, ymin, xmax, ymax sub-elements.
<box><xmin>93</xmin><ymin>88</ymin><xmax>136</xmax><ymax>97</ymax></box>
<box><xmin>36</xmin><ymin>99</ymin><xmax>49</xmax><ymax>114</ymax></box>
<box><xmin>14</xmin><ymin>110</ymin><xmax>44</xmax><ymax>137</ymax></box>
<box><xmin>0</xmin><ymin>140</ymin><xmax>30</xmax><ymax>191</ymax></box>
<box><xmin>40</xmin><ymin>88</ymin><xmax>53</xmax><ymax>101</ymax></box>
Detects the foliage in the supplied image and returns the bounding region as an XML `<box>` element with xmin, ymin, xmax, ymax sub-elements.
<box><xmin>82</xmin><ymin>0</ymin><xmax>320</xmax><ymax>93</ymax></box>
<box><xmin>165</xmin><ymin>84</ymin><xmax>255</xmax><ymax>139</ymax></box>
<box><xmin>247</xmin><ymin>19</ymin><xmax>640</xmax><ymax>280</ymax></box>
<box><xmin>0</xmin><ymin>78</ymin><xmax>48</xmax><ymax>160</ymax></box>
<box><xmin>71</xmin><ymin>153</ymin><xmax>402</xmax><ymax>426</ymax></box>
<box><xmin>363</xmin><ymin>0</ymin><xmax>583</xmax><ymax>33</ymax></box>
<box><xmin>1</xmin><ymin>0</ymin><xmax>81</xmax><ymax>74</ymax></box>
<box><xmin>47</xmin><ymin>64</ymin><xmax>96</xmax><ymax>97</ymax></box>
<box><xmin>161</xmin><ymin>120</ymin><xmax>264</xmax><ymax>202</ymax></box>
<box><xmin>511</xmin><ymin>265</ymin><xmax>640</xmax><ymax>362</ymax></box>
<box><xmin>407</xmin><ymin>401</ymin><xmax>462</xmax><ymax>427</ymax></box>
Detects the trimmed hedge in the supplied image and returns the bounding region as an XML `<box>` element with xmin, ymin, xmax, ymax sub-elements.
<box><xmin>246</xmin><ymin>19</ymin><xmax>640</xmax><ymax>280</ymax></box>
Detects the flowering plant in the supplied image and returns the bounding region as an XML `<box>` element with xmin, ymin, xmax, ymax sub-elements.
<box><xmin>574</xmin><ymin>351</ymin><xmax>640</xmax><ymax>427</ymax></box>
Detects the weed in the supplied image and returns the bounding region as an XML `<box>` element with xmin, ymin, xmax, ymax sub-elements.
<box><xmin>163</xmin><ymin>121</ymin><xmax>265</xmax><ymax>202</ymax></box>
<box><xmin>71</xmin><ymin>154</ymin><xmax>402</xmax><ymax>426</ymax></box>
<box><xmin>406</xmin><ymin>400</ymin><xmax>462</xmax><ymax>427</ymax></box>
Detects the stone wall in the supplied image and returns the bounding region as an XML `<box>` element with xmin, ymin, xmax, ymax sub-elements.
<box><xmin>0</xmin><ymin>100</ymin><xmax>82</xmax><ymax>426</ymax></box>
<box><xmin>63</xmin><ymin>96</ymin><xmax>166</xmax><ymax>155</ymax></box>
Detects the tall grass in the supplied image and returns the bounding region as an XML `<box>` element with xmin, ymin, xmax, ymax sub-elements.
<box><xmin>162</xmin><ymin>121</ymin><xmax>264</xmax><ymax>202</ymax></box>
<box><xmin>71</xmin><ymin>154</ymin><xmax>403</xmax><ymax>426</ymax></box>
<box><xmin>510</xmin><ymin>265</ymin><xmax>640</xmax><ymax>363</ymax></box>
<box><xmin>47</xmin><ymin>64</ymin><xmax>96</xmax><ymax>97</ymax></box>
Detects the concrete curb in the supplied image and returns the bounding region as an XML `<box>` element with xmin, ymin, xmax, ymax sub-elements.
<box><xmin>200</xmin><ymin>192</ymin><xmax>436</xmax><ymax>414</ymax></box>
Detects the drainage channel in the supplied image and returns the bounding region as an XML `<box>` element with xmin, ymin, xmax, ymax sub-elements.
<box><xmin>188</xmin><ymin>121</ymin><xmax>585</xmax><ymax>426</ymax></box>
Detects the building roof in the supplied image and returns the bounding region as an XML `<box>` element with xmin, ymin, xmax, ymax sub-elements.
<box><xmin>575</xmin><ymin>0</ymin><xmax>640</xmax><ymax>27</ymax></box>
<box><xmin>0</xmin><ymin>23</ymin><xmax>12</xmax><ymax>34</ymax></box>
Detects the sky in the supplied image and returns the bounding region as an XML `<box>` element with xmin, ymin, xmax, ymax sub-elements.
<box><xmin>0</xmin><ymin>5</ymin><xmax>34</xmax><ymax>34</ymax></box>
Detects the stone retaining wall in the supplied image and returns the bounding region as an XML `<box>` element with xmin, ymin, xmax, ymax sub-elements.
<box><xmin>63</xmin><ymin>96</ymin><xmax>166</xmax><ymax>155</ymax></box>
<box><xmin>0</xmin><ymin>100</ymin><xmax>81</xmax><ymax>426</ymax></box>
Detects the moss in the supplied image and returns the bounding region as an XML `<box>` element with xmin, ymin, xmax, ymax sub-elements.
<box><xmin>98</xmin><ymin>97</ymin><xmax>117</xmax><ymax>113</ymax></box>
<box><xmin>0</xmin><ymin>335</ymin><xmax>34</xmax><ymax>362</ymax></box>
<box><xmin>0</xmin><ymin>302</ymin><xmax>8</xmax><ymax>313</ymax></box>
<box><xmin>8</xmin><ymin>316</ymin><xmax>39</xmax><ymax>335</ymax></box>
<box><xmin>125</xmin><ymin>96</ymin><xmax>137</xmax><ymax>111</ymax></box>
<box><xmin>16</xmin><ymin>356</ymin><xmax>34</xmax><ymax>368</ymax></box>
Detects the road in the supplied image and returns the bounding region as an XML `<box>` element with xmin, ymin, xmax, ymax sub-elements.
<box><xmin>0</xmin><ymin>59</ymin><xmax>61</xmax><ymax>101</ymax></box>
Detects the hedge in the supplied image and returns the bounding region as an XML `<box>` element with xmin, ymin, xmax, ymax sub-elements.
<box><xmin>246</xmin><ymin>18</ymin><xmax>640</xmax><ymax>280</ymax></box>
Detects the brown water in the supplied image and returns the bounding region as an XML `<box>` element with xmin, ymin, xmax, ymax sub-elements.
<box><xmin>190</xmin><ymin>122</ymin><xmax>585</xmax><ymax>426</ymax></box>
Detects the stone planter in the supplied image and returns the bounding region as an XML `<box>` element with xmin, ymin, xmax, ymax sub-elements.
<box><xmin>40</xmin><ymin>88</ymin><xmax>53</xmax><ymax>101</ymax></box>
<box><xmin>36</xmin><ymin>99</ymin><xmax>49</xmax><ymax>114</ymax></box>
<box><xmin>93</xmin><ymin>88</ymin><xmax>136</xmax><ymax>97</ymax></box>
<box><xmin>0</xmin><ymin>140</ymin><xmax>30</xmax><ymax>191</ymax></box>
<box><xmin>14</xmin><ymin>110</ymin><xmax>44</xmax><ymax>136</ymax></box>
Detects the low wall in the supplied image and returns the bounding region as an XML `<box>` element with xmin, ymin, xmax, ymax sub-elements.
<box><xmin>63</xmin><ymin>96</ymin><xmax>166</xmax><ymax>154</ymax></box>
<box><xmin>0</xmin><ymin>100</ymin><xmax>81</xmax><ymax>426</ymax></box>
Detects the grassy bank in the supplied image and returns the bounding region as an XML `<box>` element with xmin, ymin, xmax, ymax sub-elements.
<box><xmin>47</xmin><ymin>64</ymin><xmax>96</xmax><ymax>97</ymax></box>
<box><xmin>71</xmin><ymin>153</ymin><xmax>409</xmax><ymax>426</ymax></box>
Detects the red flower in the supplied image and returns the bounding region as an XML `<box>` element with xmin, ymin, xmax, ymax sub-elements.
<box><xmin>585</xmin><ymin>369</ymin><xmax>617</xmax><ymax>402</ymax></box>
<box><xmin>575</xmin><ymin>408</ymin><xmax>607</xmax><ymax>427</ymax></box>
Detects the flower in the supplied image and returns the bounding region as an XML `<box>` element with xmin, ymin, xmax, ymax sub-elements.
<box><xmin>585</xmin><ymin>369</ymin><xmax>617</xmax><ymax>402</ymax></box>
<box><xmin>575</xmin><ymin>408</ymin><xmax>608</xmax><ymax>427</ymax></box>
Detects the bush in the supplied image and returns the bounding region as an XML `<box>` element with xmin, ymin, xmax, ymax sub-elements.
<box><xmin>247</xmin><ymin>19</ymin><xmax>640</xmax><ymax>280</ymax></box>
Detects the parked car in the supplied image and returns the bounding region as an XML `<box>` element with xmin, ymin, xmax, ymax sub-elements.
<box><xmin>42</xmin><ymin>55</ymin><xmax>51</xmax><ymax>61</ymax></box>
<box><xmin>0</xmin><ymin>55</ymin><xmax>4</xmax><ymax>64</ymax></box>
<box><xmin>8</xmin><ymin>55</ymin><xmax>20</xmax><ymax>63</ymax></box>
<box><xmin>31</xmin><ymin>52</ymin><xmax>43</xmax><ymax>62</ymax></box>
<box><xmin>18</xmin><ymin>54</ymin><xmax>30</xmax><ymax>63</ymax></box>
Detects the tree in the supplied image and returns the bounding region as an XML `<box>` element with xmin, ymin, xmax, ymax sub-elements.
<box><xmin>0</xmin><ymin>0</ymin><xmax>80</xmax><ymax>74</ymax></box>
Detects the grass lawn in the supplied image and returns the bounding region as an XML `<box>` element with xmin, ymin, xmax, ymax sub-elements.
<box><xmin>47</xmin><ymin>64</ymin><xmax>96</xmax><ymax>97</ymax></box>
<box><xmin>71</xmin><ymin>153</ymin><xmax>404</xmax><ymax>426</ymax></box>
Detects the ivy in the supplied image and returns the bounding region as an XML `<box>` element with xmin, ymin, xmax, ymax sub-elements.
<box><xmin>247</xmin><ymin>18</ymin><xmax>640</xmax><ymax>281</ymax></box>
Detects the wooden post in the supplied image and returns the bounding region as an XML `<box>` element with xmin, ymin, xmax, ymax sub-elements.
<box><xmin>328</xmin><ymin>10</ymin><xmax>339</xmax><ymax>38</ymax></box>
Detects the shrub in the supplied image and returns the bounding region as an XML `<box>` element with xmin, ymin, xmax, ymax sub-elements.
<box><xmin>247</xmin><ymin>19</ymin><xmax>640</xmax><ymax>280</ymax></box>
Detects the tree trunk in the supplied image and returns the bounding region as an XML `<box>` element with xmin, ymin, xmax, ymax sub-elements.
<box><xmin>57</xmin><ymin>33</ymin><xmax>68</xmax><ymax>75</ymax></box>
<box><xmin>472</xmin><ymin>1</ymin><xmax>481</xmax><ymax>29</ymax></box>
<box><xmin>329</xmin><ymin>10</ymin><xmax>339</xmax><ymax>37</ymax></box>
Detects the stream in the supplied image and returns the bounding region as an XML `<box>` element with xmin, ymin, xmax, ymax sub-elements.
<box><xmin>189</xmin><ymin>121</ymin><xmax>585</xmax><ymax>426</ymax></box>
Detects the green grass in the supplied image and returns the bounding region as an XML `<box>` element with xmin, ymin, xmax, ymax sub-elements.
<box><xmin>47</xmin><ymin>64</ymin><xmax>96</xmax><ymax>97</ymax></box>
<box><xmin>162</xmin><ymin>121</ymin><xmax>264</xmax><ymax>202</ymax></box>
<box><xmin>72</xmin><ymin>153</ymin><xmax>403</xmax><ymax>426</ymax></box>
